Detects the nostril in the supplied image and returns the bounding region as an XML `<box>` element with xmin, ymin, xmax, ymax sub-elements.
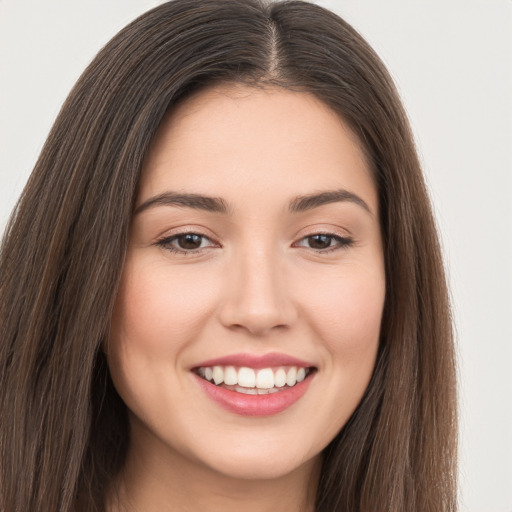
<box><xmin>225</xmin><ymin>320</ymin><xmax>289</xmax><ymax>337</ymax></box>
<box><xmin>219</xmin><ymin>299</ymin><xmax>296</xmax><ymax>335</ymax></box>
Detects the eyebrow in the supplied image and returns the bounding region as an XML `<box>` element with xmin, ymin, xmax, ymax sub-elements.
<box><xmin>289</xmin><ymin>189</ymin><xmax>372</xmax><ymax>215</ymax></box>
<box><xmin>134</xmin><ymin>188</ymin><xmax>372</xmax><ymax>216</ymax></box>
<box><xmin>134</xmin><ymin>192</ymin><xmax>230</xmax><ymax>215</ymax></box>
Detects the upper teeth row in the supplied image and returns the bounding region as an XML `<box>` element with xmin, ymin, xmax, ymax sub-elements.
<box><xmin>197</xmin><ymin>366</ymin><xmax>307</xmax><ymax>389</ymax></box>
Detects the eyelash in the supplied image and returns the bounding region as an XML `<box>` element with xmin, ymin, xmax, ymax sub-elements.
<box><xmin>155</xmin><ymin>231</ymin><xmax>354</xmax><ymax>255</ymax></box>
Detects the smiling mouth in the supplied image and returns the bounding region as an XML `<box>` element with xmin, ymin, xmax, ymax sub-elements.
<box><xmin>194</xmin><ymin>365</ymin><xmax>315</xmax><ymax>395</ymax></box>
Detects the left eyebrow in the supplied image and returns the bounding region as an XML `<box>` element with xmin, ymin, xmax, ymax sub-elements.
<box><xmin>289</xmin><ymin>189</ymin><xmax>373</xmax><ymax>215</ymax></box>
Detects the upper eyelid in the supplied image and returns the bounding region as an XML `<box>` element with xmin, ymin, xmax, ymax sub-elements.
<box><xmin>155</xmin><ymin>226</ymin><xmax>218</xmax><ymax>242</ymax></box>
<box><xmin>292</xmin><ymin>220</ymin><xmax>353</xmax><ymax>236</ymax></box>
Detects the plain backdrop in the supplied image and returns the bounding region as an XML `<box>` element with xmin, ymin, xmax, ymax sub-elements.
<box><xmin>0</xmin><ymin>1</ymin><xmax>511</xmax><ymax>511</ymax></box>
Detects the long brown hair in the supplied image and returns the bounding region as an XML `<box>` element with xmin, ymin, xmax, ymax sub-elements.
<box><xmin>0</xmin><ymin>1</ymin><xmax>457</xmax><ymax>510</ymax></box>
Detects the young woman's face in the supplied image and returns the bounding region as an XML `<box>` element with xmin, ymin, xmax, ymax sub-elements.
<box><xmin>108</xmin><ymin>85</ymin><xmax>385</xmax><ymax>482</ymax></box>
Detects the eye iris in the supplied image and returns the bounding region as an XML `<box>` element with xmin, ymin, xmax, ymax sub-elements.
<box><xmin>178</xmin><ymin>234</ymin><xmax>202</xmax><ymax>250</ymax></box>
<box><xmin>308</xmin><ymin>234</ymin><xmax>332</xmax><ymax>249</ymax></box>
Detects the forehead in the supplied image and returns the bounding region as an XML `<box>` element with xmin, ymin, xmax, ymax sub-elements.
<box><xmin>139</xmin><ymin>84</ymin><xmax>377</xmax><ymax>213</ymax></box>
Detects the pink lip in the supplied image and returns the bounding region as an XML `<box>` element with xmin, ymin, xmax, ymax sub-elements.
<box><xmin>194</xmin><ymin>373</ymin><xmax>314</xmax><ymax>417</ymax></box>
<box><xmin>193</xmin><ymin>352</ymin><xmax>314</xmax><ymax>370</ymax></box>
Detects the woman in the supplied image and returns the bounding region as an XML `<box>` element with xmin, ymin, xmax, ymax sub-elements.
<box><xmin>0</xmin><ymin>1</ymin><xmax>457</xmax><ymax>511</ymax></box>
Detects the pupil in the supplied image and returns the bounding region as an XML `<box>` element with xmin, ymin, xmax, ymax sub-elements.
<box><xmin>178</xmin><ymin>234</ymin><xmax>202</xmax><ymax>249</ymax></box>
<box><xmin>309</xmin><ymin>235</ymin><xmax>331</xmax><ymax>249</ymax></box>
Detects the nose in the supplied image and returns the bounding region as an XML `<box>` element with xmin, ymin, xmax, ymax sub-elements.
<box><xmin>218</xmin><ymin>245</ymin><xmax>297</xmax><ymax>337</ymax></box>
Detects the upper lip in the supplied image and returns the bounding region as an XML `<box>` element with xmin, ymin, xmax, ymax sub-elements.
<box><xmin>192</xmin><ymin>352</ymin><xmax>315</xmax><ymax>370</ymax></box>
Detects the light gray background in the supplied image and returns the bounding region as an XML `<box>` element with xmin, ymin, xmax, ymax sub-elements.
<box><xmin>1</xmin><ymin>1</ymin><xmax>511</xmax><ymax>511</ymax></box>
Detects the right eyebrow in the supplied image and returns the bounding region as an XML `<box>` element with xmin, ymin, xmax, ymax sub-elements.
<box><xmin>134</xmin><ymin>192</ymin><xmax>231</xmax><ymax>215</ymax></box>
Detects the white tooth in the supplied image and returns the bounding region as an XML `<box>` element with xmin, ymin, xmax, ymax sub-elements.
<box><xmin>241</xmin><ymin>387</ymin><xmax>258</xmax><ymax>395</ymax></box>
<box><xmin>286</xmin><ymin>367</ymin><xmax>297</xmax><ymax>386</ymax></box>
<box><xmin>224</xmin><ymin>366</ymin><xmax>238</xmax><ymax>385</ymax></box>
<box><xmin>204</xmin><ymin>367</ymin><xmax>213</xmax><ymax>381</ymax></box>
<box><xmin>274</xmin><ymin>368</ymin><xmax>287</xmax><ymax>387</ymax></box>
<box><xmin>257</xmin><ymin>388</ymin><xmax>270</xmax><ymax>395</ymax></box>
<box><xmin>238</xmin><ymin>367</ymin><xmax>256</xmax><ymax>388</ymax></box>
<box><xmin>212</xmin><ymin>366</ymin><xmax>224</xmax><ymax>385</ymax></box>
<box><xmin>256</xmin><ymin>368</ymin><xmax>274</xmax><ymax>389</ymax></box>
<box><xmin>296</xmin><ymin>367</ymin><xmax>306</xmax><ymax>382</ymax></box>
<box><xmin>268</xmin><ymin>387</ymin><xmax>280</xmax><ymax>394</ymax></box>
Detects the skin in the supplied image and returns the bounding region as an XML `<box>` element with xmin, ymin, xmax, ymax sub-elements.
<box><xmin>107</xmin><ymin>84</ymin><xmax>386</xmax><ymax>512</ymax></box>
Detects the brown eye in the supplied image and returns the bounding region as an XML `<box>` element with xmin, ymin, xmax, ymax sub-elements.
<box><xmin>177</xmin><ymin>233</ymin><xmax>203</xmax><ymax>250</ymax></box>
<box><xmin>307</xmin><ymin>234</ymin><xmax>334</xmax><ymax>249</ymax></box>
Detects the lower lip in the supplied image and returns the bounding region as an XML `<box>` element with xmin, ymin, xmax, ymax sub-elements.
<box><xmin>194</xmin><ymin>373</ymin><xmax>313</xmax><ymax>416</ymax></box>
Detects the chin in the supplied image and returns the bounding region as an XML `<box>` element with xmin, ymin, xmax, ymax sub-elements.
<box><xmin>202</xmin><ymin>451</ymin><xmax>318</xmax><ymax>482</ymax></box>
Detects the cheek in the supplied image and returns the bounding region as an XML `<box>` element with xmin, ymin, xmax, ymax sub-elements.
<box><xmin>286</xmin><ymin>262</ymin><xmax>385</xmax><ymax>452</ymax></box>
<box><xmin>107</xmin><ymin>258</ymin><xmax>222</xmax><ymax>420</ymax></box>
<box><xmin>303</xmin><ymin>263</ymin><xmax>385</xmax><ymax>363</ymax></box>
<box><xmin>110</xmin><ymin>259</ymin><xmax>219</xmax><ymax>356</ymax></box>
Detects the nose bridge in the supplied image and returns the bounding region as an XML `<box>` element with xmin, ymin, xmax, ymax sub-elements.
<box><xmin>219</xmin><ymin>237</ymin><xmax>295</xmax><ymax>335</ymax></box>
